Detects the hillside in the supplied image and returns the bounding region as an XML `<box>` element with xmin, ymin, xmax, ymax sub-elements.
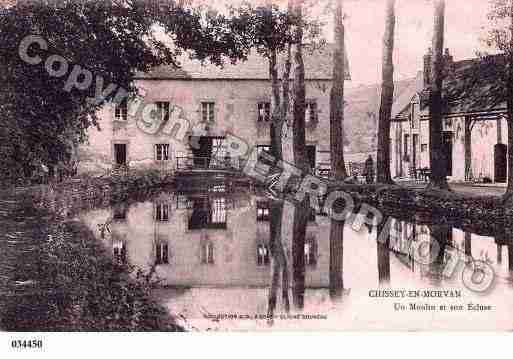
<box><xmin>344</xmin><ymin>78</ymin><xmax>416</xmax><ymax>153</ymax></box>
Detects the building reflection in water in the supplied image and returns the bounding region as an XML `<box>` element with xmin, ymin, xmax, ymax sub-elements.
<box><xmin>81</xmin><ymin>191</ymin><xmax>325</xmax><ymax>289</ymax></box>
<box><xmin>80</xmin><ymin>192</ymin><xmax>513</xmax><ymax>297</ymax></box>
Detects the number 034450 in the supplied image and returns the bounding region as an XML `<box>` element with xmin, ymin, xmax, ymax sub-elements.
<box><xmin>11</xmin><ymin>339</ymin><xmax>43</xmax><ymax>349</ymax></box>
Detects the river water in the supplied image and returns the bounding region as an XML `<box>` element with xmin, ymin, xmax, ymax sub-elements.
<box><xmin>79</xmin><ymin>188</ymin><xmax>513</xmax><ymax>331</ymax></box>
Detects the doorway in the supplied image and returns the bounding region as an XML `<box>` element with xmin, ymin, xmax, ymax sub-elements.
<box><xmin>189</xmin><ymin>136</ymin><xmax>226</xmax><ymax>168</ymax></box>
<box><xmin>114</xmin><ymin>143</ymin><xmax>127</xmax><ymax>166</ymax></box>
<box><xmin>495</xmin><ymin>143</ymin><xmax>507</xmax><ymax>183</ymax></box>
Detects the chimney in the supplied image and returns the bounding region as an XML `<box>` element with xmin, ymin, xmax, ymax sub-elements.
<box><xmin>423</xmin><ymin>47</ymin><xmax>432</xmax><ymax>87</ymax></box>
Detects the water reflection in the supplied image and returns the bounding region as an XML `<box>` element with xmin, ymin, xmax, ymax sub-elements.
<box><xmin>79</xmin><ymin>190</ymin><xmax>513</xmax><ymax>330</ymax></box>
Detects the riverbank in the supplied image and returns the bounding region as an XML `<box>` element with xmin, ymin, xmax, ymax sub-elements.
<box><xmin>0</xmin><ymin>174</ymin><xmax>183</xmax><ymax>331</ymax></box>
<box><xmin>321</xmin><ymin>182</ymin><xmax>506</xmax><ymax>236</ymax></box>
<box><xmin>1</xmin><ymin>171</ymin><xmax>512</xmax><ymax>330</ymax></box>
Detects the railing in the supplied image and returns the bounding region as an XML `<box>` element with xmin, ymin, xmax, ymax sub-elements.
<box><xmin>316</xmin><ymin>162</ymin><xmax>372</xmax><ymax>181</ymax></box>
<box><xmin>176</xmin><ymin>156</ymin><xmax>239</xmax><ymax>172</ymax></box>
<box><xmin>411</xmin><ymin>167</ymin><xmax>431</xmax><ymax>182</ymax></box>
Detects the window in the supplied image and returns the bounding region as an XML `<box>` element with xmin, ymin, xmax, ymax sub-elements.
<box><xmin>113</xmin><ymin>205</ymin><xmax>127</xmax><ymax>221</ymax></box>
<box><xmin>113</xmin><ymin>241</ymin><xmax>127</xmax><ymax>264</ymax></box>
<box><xmin>155</xmin><ymin>102</ymin><xmax>170</xmax><ymax>122</ymax></box>
<box><xmin>256</xmin><ymin>145</ymin><xmax>271</xmax><ymax>156</ymax></box>
<box><xmin>304</xmin><ymin>237</ymin><xmax>317</xmax><ymax>267</ymax></box>
<box><xmin>211</xmin><ymin>198</ymin><xmax>226</xmax><ymax>227</ymax></box>
<box><xmin>212</xmin><ymin>138</ymin><xmax>227</xmax><ymax>160</ymax></box>
<box><xmin>305</xmin><ymin>100</ymin><xmax>318</xmax><ymax>125</ymax></box>
<box><xmin>257</xmin><ymin>243</ymin><xmax>270</xmax><ymax>266</ymax></box>
<box><xmin>201</xmin><ymin>102</ymin><xmax>215</xmax><ymax>122</ymax></box>
<box><xmin>155</xmin><ymin>144</ymin><xmax>170</xmax><ymax>161</ymax></box>
<box><xmin>404</xmin><ymin>134</ymin><xmax>410</xmax><ymax>159</ymax></box>
<box><xmin>308</xmin><ymin>208</ymin><xmax>316</xmax><ymax>222</ymax></box>
<box><xmin>155</xmin><ymin>243</ymin><xmax>169</xmax><ymax>265</ymax></box>
<box><xmin>421</xmin><ymin>144</ymin><xmax>428</xmax><ymax>153</ymax></box>
<box><xmin>114</xmin><ymin>143</ymin><xmax>127</xmax><ymax>166</ymax></box>
<box><xmin>155</xmin><ymin>203</ymin><xmax>170</xmax><ymax>222</ymax></box>
<box><xmin>200</xmin><ymin>241</ymin><xmax>214</xmax><ymax>264</ymax></box>
<box><xmin>256</xmin><ymin>145</ymin><xmax>274</xmax><ymax>166</ymax></box>
<box><xmin>411</xmin><ymin>102</ymin><xmax>419</xmax><ymax>129</ymax></box>
<box><xmin>394</xmin><ymin>220</ymin><xmax>403</xmax><ymax>232</ymax></box>
<box><xmin>114</xmin><ymin>100</ymin><xmax>128</xmax><ymax>121</ymax></box>
<box><xmin>257</xmin><ymin>201</ymin><xmax>270</xmax><ymax>221</ymax></box>
<box><xmin>258</xmin><ymin>102</ymin><xmax>271</xmax><ymax>122</ymax></box>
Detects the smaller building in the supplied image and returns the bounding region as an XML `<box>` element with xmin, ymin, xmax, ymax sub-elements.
<box><xmin>391</xmin><ymin>49</ymin><xmax>509</xmax><ymax>183</ymax></box>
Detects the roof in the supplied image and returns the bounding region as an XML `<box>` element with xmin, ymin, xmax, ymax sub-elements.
<box><xmin>390</xmin><ymin>72</ymin><xmax>424</xmax><ymax>119</ymax></box>
<box><xmin>392</xmin><ymin>55</ymin><xmax>508</xmax><ymax>120</ymax></box>
<box><xmin>135</xmin><ymin>43</ymin><xmax>350</xmax><ymax>81</ymax></box>
<box><xmin>421</xmin><ymin>55</ymin><xmax>507</xmax><ymax>116</ymax></box>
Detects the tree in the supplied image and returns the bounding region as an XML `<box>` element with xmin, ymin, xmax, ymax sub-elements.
<box><xmin>376</xmin><ymin>218</ymin><xmax>391</xmax><ymax>284</ymax></box>
<box><xmin>428</xmin><ymin>0</ymin><xmax>450</xmax><ymax>190</ymax></box>
<box><xmin>229</xmin><ymin>2</ymin><xmax>298</xmax><ymax>316</ymax></box>
<box><xmin>329</xmin><ymin>0</ymin><xmax>346</xmax><ymax>298</ymax></box>
<box><xmin>376</xmin><ymin>0</ymin><xmax>396</xmax><ymax>184</ymax></box>
<box><xmin>464</xmin><ymin>116</ymin><xmax>478</xmax><ymax>181</ymax></box>
<box><xmin>291</xmin><ymin>0</ymin><xmax>309</xmax><ymax>310</ymax></box>
<box><xmin>330</xmin><ymin>0</ymin><xmax>348</xmax><ymax>181</ymax></box>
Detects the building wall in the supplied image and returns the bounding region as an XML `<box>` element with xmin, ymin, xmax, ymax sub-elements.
<box><xmin>391</xmin><ymin>112</ymin><xmax>508</xmax><ymax>182</ymax></box>
<box><xmin>78</xmin><ymin>79</ymin><xmax>333</xmax><ymax>174</ymax></box>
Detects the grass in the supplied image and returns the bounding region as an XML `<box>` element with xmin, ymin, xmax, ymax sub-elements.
<box><xmin>0</xmin><ymin>200</ymin><xmax>183</xmax><ymax>332</ymax></box>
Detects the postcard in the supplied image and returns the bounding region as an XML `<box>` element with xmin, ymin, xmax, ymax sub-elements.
<box><xmin>1</xmin><ymin>0</ymin><xmax>511</xmax><ymax>345</ymax></box>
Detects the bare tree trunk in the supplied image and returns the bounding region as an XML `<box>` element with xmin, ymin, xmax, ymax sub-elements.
<box><xmin>267</xmin><ymin>4</ymin><xmax>294</xmax><ymax>316</ymax></box>
<box><xmin>508</xmin><ymin>244</ymin><xmax>513</xmax><ymax>273</ymax></box>
<box><xmin>429</xmin><ymin>224</ymin><xmax>449</xmax><ymax>282</ymax></box>
<box><xmin>330</xmin><ymin>0</ymin><xmax>348</xmax><ymax>181</ymax></box>
<box><xmin>506</xmin><ymin>0</ymin><xmax>513</xmax><ymax>195</ymax></box>
<box><xmin>376</xmin><ymin>0</ymin><xmax>395</xmax><ymax>184</ymax></box>
<box><xmin>428</xmin><ymin>0</ymin><xmax>449</xmax><ymax>190</ymax></box>
<box><xmin>270</xmin><ymin>49</ymin><xmax>283</xmax><ymax>162</ymax></box>
<box><xmin>328</xmin><ymin>0</ymin><xmax>347</xmax><ymax>299</ymax></box>
<box><xmin>329</xmin><ymin>220</ymin><xmax>344</xmax><ymax>298</ymax></box>
<box><xmin>464</xmin><ymin>231</ymin><xmax>472</xmax><ymax>257</ymax></box>
<box><xmin>376</xmin><ymin>219</ymin><xmax>391</xmax><ymax>284</ymax></box>
<box><xmin>291</xmin><ymin>0</ymin><xmax>308</xmax><ymax>310</ymax></box>
<box><xmin>506</xmin><ymin>77</ymin><xmax>513</xmax><ymax>194</ymax></box>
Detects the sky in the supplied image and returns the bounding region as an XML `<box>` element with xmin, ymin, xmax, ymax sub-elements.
<box><xmin>339</xmin><ymin>0</ymin><xmax>493</xmax><ymax>86</ymax></box>
<box><xmin>208</xmin><ymin>0</ymin><xmax>495</xmax><ymax>87</ymax></box>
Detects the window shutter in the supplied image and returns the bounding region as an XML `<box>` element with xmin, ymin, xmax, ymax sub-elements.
<box><xmin>201</xmin><ymin>243</ymin><xmax>207</xmax><ymax>264</ymax></box>
<box><xmin>163</xmin><ymin>244</ymin><xmax>169</xmax><ymax>264</ymax></box>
